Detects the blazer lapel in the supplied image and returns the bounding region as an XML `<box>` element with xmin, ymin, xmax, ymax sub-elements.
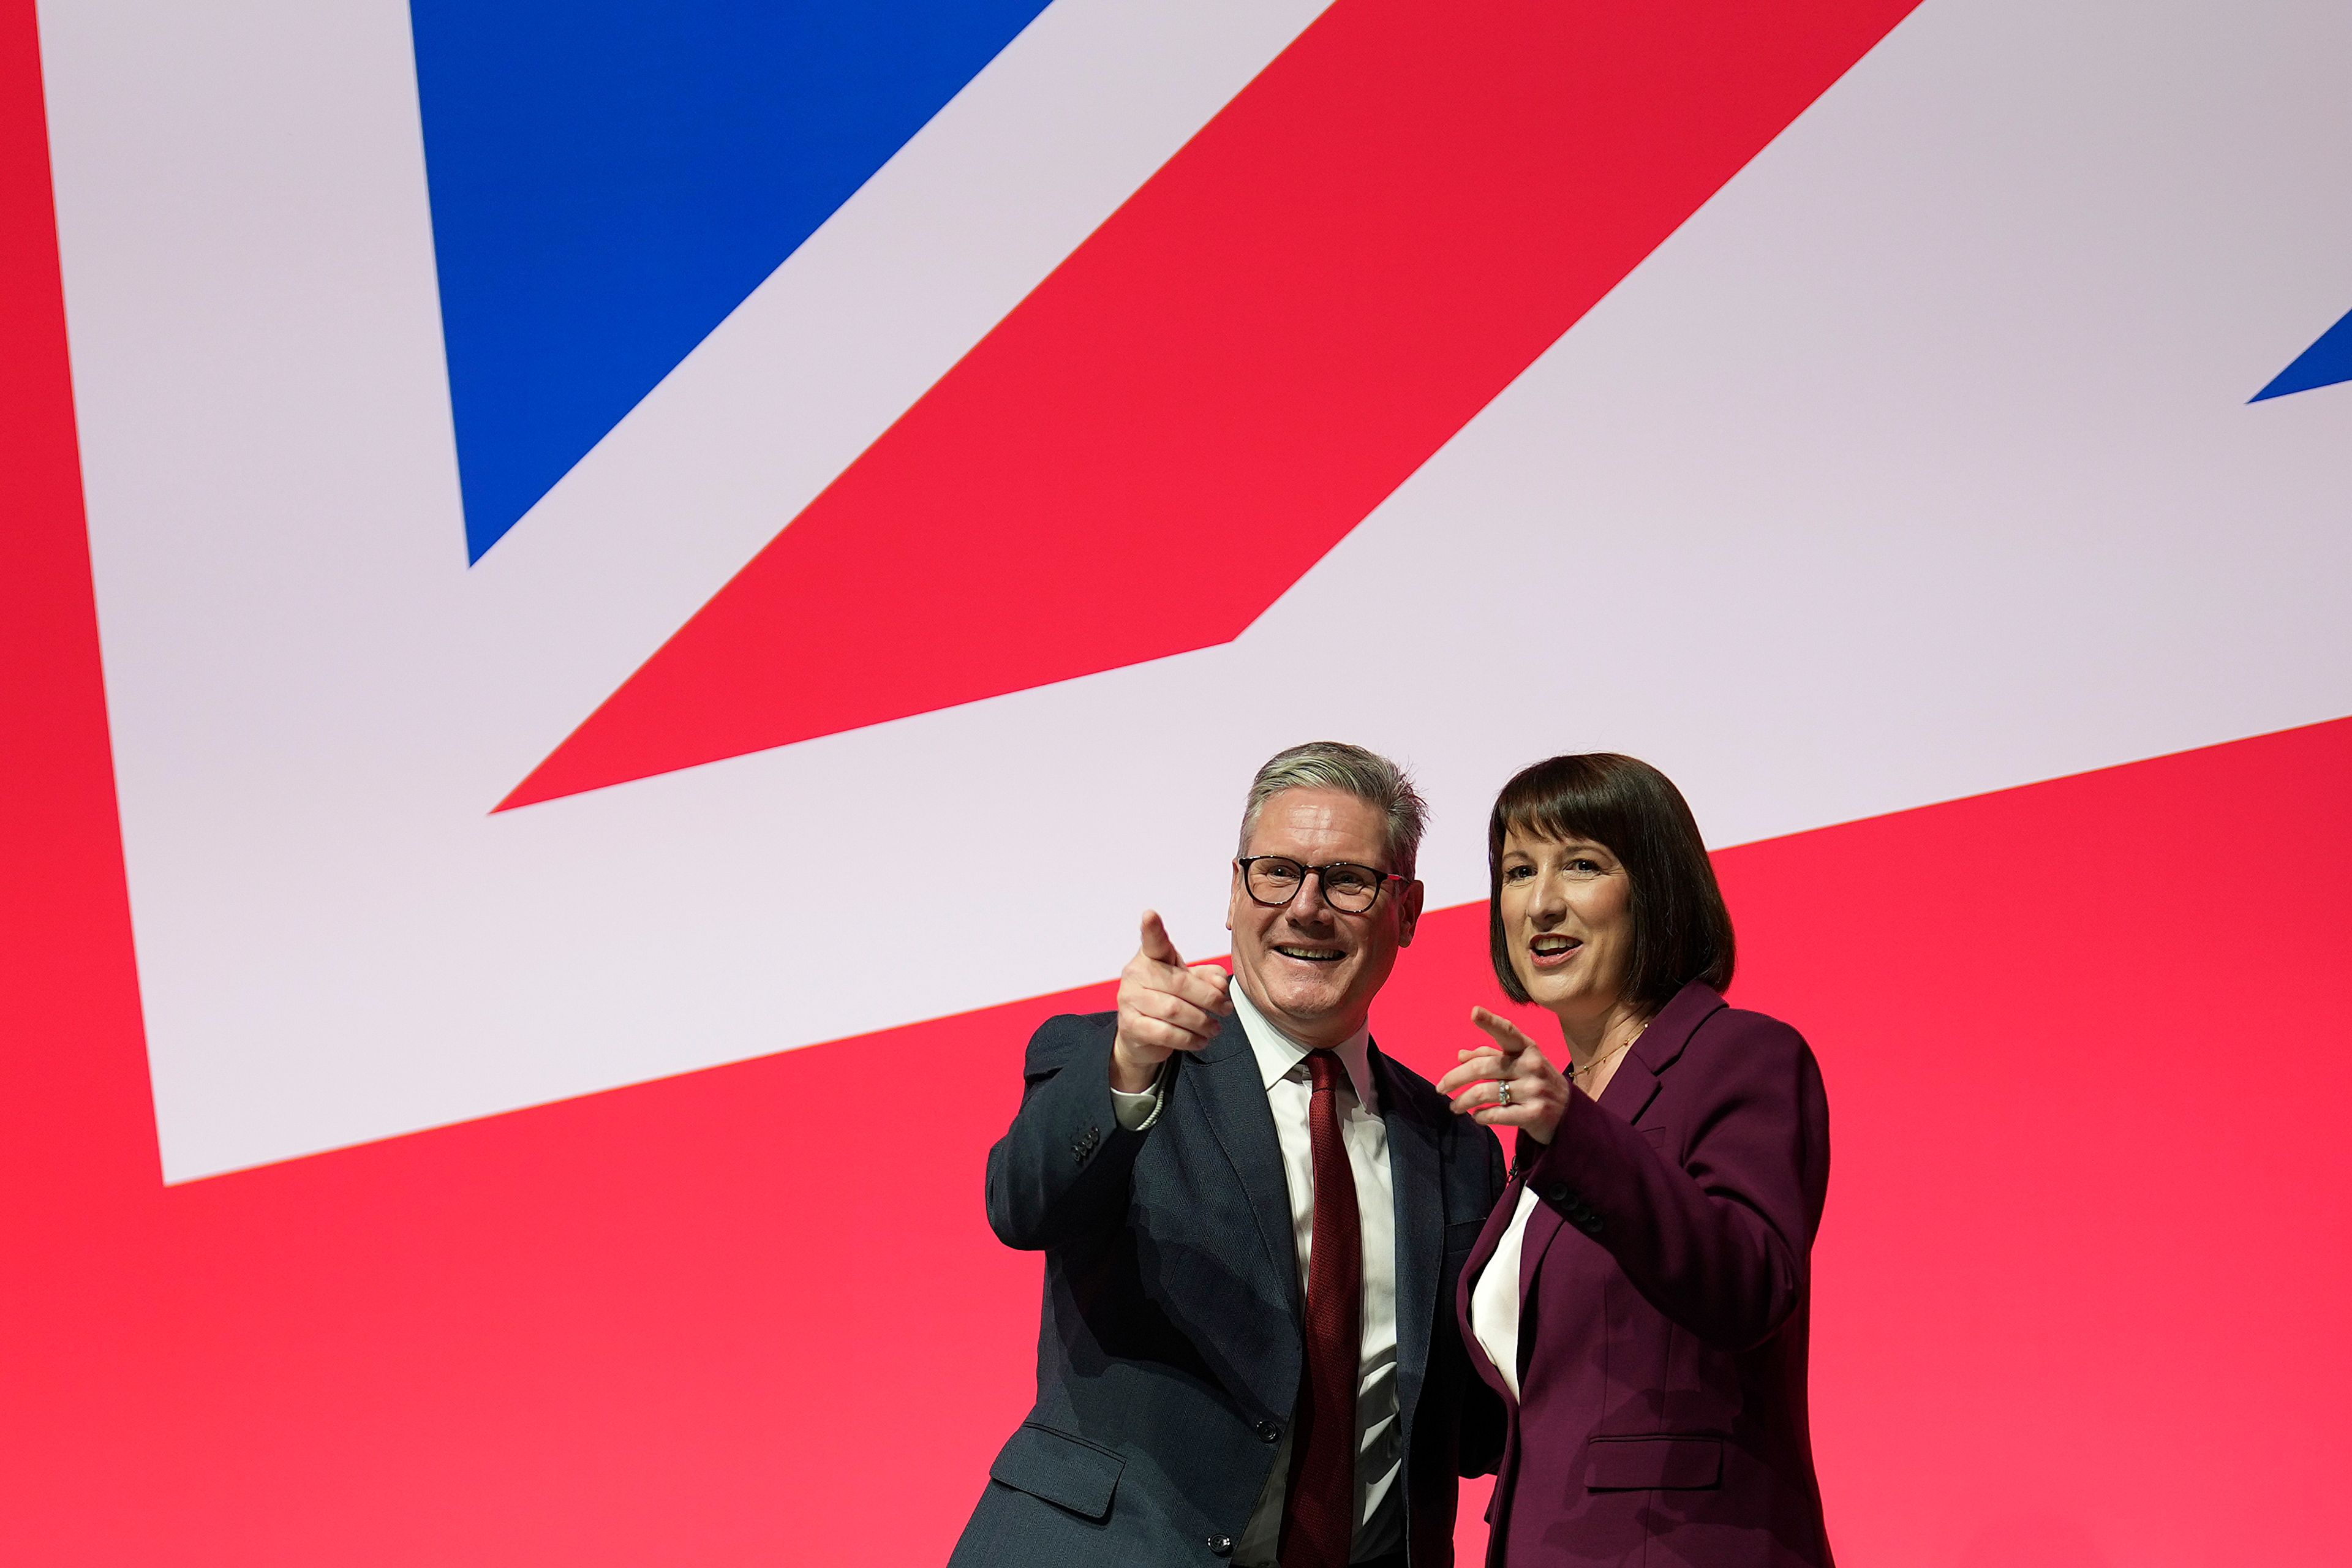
<box><xmin>1520</xmin><ymin>984</ymin><xmax>1728</xmax><ymax>1289</ymax></box>
<box><xmin>1458</xmin><ymin>1164</ymin><xmax>1527</xmax><ymax>1403</ymax></box>
<box><xmin>1601</xmin><ymin>1052</ymin><xmax>1662</xmax><ymax>1129</ymax></box>
<box><xmin>1623</xmin><ymin>981</ymin><xmax>1727</xmax><ymax>1099</ymax></box>
<box><xmin>1374</xmin><ymin>1044</ymin><xmax>1441</xmax><ymax>1429</ymax></box>
<box><xmin>1189</xmin><ymin>1015</ymin><xmax>1301</xmax><ymax>1317</ymax></box>
<box><xmin>1461</xmin><ymin>1164</ymin><xmax>1520</xmax><ymax>1286</ymax></box>
<box><xmin>1517</xmin><ymin>1177</ymin><xmax>1567</xmax><ymax>1302</ymax></box>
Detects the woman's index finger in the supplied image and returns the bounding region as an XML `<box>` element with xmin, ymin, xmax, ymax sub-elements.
<box><xmin>1469</xmin><ymin>1006</ymin><xmax>1533</xmax><ymax>1053</ymax></box>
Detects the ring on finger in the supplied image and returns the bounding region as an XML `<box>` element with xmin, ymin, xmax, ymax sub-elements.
<box><xmin>1495</xmin><ymin>1081</ymin><xmax>1512</xmax><ymax>1107</ymax></box>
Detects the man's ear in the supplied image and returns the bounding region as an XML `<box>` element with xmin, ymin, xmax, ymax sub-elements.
<box><xmin>1226</xmin><ymin>861</ymin><xmax>1243</xmax><ymax>933</ymax></box>
<box><xmin>1395</xmin><ymin>879</ymin><xmax>1426</xmax><ymax>947</ymax></box>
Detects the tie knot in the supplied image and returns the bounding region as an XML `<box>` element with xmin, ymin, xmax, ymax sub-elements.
<box><xmin>1305</xmin><ymin>1049</ymin><xmax>1344</xmax><ymax>1093</ymax></box>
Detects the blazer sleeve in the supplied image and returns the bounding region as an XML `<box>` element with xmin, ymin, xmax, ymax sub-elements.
<box><xmin>983</xmin><ymin>1012</ymin><xmax>1154</xmax><ymax>1251</ymax></box>
<box><xmin>1522</xmin><ymin>1010</ymin><xmax>1829</xmax><ymax>1352</ymax></box>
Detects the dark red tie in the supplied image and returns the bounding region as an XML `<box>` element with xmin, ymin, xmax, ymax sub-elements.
<box><xmin>1281</xmin><ymin>1049</ymin><xmax>1362</xmax><ymax>1568</ymax></box>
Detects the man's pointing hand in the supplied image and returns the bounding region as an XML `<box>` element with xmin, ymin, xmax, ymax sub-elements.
<box><xmin>1111</xmin><ymin>910</ymin><xmax>1233</xmax><ymax>1094</ymax></box>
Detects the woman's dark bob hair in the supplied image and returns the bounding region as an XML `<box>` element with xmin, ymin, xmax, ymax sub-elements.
<box><xmin>1487</xmin><ymin>753</ymin><xmax>1735</xmax><ymax>1011</ymax></box>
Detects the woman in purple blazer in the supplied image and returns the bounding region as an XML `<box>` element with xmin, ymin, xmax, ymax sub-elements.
<box><xmin>1436</xmin><ymin>754</ymin><xmax>1832</xmax><ymax>1567</ymax></box>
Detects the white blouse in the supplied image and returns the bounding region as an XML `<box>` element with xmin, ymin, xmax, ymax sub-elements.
<box><xmin>1468</xmin><ymin>1182</ymin><xmax>1544</xmax><ymax>1403</ymax></box>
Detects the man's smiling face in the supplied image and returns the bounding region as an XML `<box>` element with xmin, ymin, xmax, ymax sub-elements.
<box><xmin>1226</xmin><ymin>788</ymin><xmax>1422</xmax><ymax>1049</ymax></box>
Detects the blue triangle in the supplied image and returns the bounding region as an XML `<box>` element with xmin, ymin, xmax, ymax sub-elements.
<box><xmin>2250</xmin><ymin>307</ymin><xmax>2352</xmax><ymax>404</ymax></box>
<box><xmin>412</xmin><ymin>0</ymin><xmax>1057</xmax><ymax>563</ymax></box>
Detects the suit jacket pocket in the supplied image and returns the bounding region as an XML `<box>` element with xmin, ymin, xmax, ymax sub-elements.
<box><xmin>1583</xmin><ymin>1434</ymin><xmax>1724</xmax><ymax>1491</ymax></box>
<box><xmin>989</xmin><ymin>1422</ymin><xmax>1125</xmax><ymax>1521</ymax></box>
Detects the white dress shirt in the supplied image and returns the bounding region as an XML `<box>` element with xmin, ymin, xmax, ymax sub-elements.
<box><xmin>1468</xmin><ymin>1183</ymin><xmax>1542</xmax><ymax>1403</ymax></box>
<box><xmin>1110</xmin><ymin>986</ymin><xmax>1401</xmax><ymax>1566</ymax></box>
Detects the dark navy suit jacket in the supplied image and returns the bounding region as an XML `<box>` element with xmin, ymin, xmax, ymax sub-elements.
<box><xmin>1455</xmin><ymin>984</ymin><xmax>1833</xmax><ymax>1567</ymax></box>
<box><xmin>952</xmin><ymin>1009</ymin><xmax>1506</xmax><ymax>1567</ymax></box>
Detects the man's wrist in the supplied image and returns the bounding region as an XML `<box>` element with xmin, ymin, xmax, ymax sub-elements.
<box><xmin>1109</xmin><ymin>1040</ymin><xmax>1166</xmax><ymax>1095</ymax></box>
<box><xmin>1109</xmin><ymin>1053</ymin><xmax>1167</xmax><ymax>1132</ymax></box>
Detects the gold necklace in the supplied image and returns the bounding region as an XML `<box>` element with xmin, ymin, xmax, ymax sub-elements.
<box><xmin>1567</xmin><ymin>1040</ymin><xmax>1629</xmax><ymax>1080</ymax></box>
<box><xmin>1568</xmin><ymin>1023</ymin><xmax>1645</xmax><ymax>1082</ymax></box>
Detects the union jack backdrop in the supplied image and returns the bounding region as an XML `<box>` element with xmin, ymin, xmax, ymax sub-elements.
<box><xmin>3</xmin><ymin>0</ymin><xmax>2347</xmax><ymax>1562</ymax></box>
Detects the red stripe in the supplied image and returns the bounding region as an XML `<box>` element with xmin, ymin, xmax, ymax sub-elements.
<box><xmin>0</xmin><ymin>0</ymin><xmax>160</xmax><ymax>1212</ymax></box>
<box><xmin>502</xmin><ymin>0</ymin><xmax>1921</xmax><ymax>809</ymax></box>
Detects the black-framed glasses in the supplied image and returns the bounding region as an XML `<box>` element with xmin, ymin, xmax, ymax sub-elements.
<box><xmin>1235</xmin><ymin>856</ymin><xmax>1403</xmax><ymax>914</ymax></box>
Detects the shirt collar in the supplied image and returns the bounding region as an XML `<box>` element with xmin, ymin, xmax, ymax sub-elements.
<box><xmin>1230</xmin><ymin>982</ymin><xmax>1379</xmax><ymax>1114</ymax></box>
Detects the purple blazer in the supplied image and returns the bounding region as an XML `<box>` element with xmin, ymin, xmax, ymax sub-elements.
<box><xmin>1454</xmin><ymin>983</ymin><xmax>1833</xmax><ymax>1567</ymax></box>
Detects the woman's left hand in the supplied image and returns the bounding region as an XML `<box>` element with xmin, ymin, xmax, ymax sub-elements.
<box><xmin>1436</xmin><ymin>1007</ymin><xmax>1572</xmax><ymax>1145</ymax></box>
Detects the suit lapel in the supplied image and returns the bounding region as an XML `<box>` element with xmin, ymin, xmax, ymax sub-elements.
<box><xmin>1374</xmin><ymin>1044</ymin><xmax>1441</xmax><ymax>1428</ymax></box>
<box><xmin>1188</xmin><ymin>1015</ymin><xmax>1300</xmax><ymax>1317</ymax></box>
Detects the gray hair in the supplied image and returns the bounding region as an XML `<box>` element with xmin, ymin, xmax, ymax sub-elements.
<box><xmin>1238</xmin><ymin>741</ymin><xmax>1428</xmax><ymax>880</ymax></box>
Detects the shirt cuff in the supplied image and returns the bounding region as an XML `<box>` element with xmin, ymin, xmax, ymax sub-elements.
<box><xmin>1109</xmin><ymin>1066</ymin><xmax>1166</xmax><ymax>1131</ymax></box>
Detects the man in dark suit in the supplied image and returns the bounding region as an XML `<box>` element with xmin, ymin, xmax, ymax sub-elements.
<box><xmin>951</xmin><ymin>742</ymin><xmax>1506</xmax><ymax>1568</ymax></box>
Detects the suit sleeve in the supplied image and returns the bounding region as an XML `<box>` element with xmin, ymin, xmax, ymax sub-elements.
<box><xmin>983</xmin><ymin>1012</ymin><xmax>1155</xmax><ymax>1251</ymax></box>
<box><xmin>1523</xmin><ymin>1012</ymin><xmax>1830</xmax><ymax>1352</ymax></box>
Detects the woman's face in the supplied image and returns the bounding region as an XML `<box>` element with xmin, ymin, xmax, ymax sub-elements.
<box><xmin>1497</xmin><ymin>827</ymin><xmax>1635</xmax><ymax>1020</ymax></box>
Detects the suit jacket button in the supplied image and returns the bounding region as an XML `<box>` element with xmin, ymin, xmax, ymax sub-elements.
<box><xmin>1256</xmin><ymin>1420</ymin><xmax>1281</xmax><ymax>1442</ymax></box>
<box><xmin>1544</xmin><ymin>1185</ymin><xmax>1570</xmax><ymax>1205</ymax></box>
<box><xmin>1208</xmin><ymin>1536</ymin><xmax>1235</xmax><ymax>1556</ymax></box>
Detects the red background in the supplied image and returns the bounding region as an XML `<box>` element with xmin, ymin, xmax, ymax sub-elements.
<box><xmin>5</xmin><ymin>4</ymin><xmax>2347</xmax><ymax>1562</ymax></box>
